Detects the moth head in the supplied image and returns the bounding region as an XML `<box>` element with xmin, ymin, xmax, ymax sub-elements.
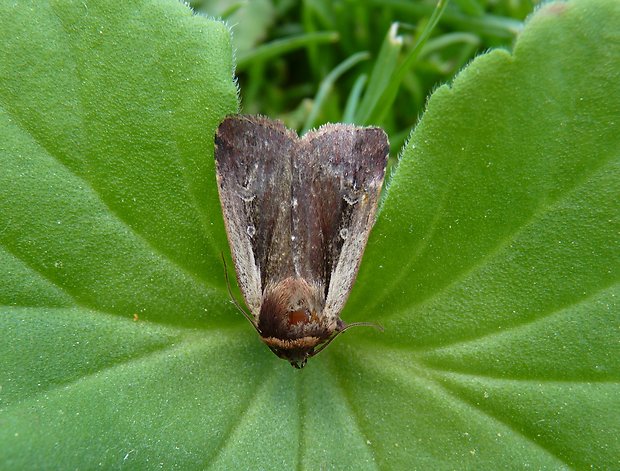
<box><xmin>262</xmin><ymin>336</ymin><xmax>325</xmax><ymax>369</ymax></box>
<box><xmin>261</xmin><ymin>322</ymin><xmax>383</xmax><ymax>369</ymax></box>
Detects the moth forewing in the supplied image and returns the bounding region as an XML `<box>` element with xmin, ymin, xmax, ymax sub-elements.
<box><xmin>299</xmin><ymin>125</ymin><xmax>388</xmax><ymax>319</ymax></box>
<box><xmin>214</xmin><ymin>116</ymin><xmax>295</xmax><ymax>317</ymax></box>
<box><xmin>214</xmin><ymin>115</ymin><xmax>389</xmax><ymax>368</ymax></box>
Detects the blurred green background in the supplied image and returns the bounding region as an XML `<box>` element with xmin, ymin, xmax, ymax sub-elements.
<box><xmin>190</xmin><ymin>0</ymin><xmax>537</xmax><ymax>152</ymax></box>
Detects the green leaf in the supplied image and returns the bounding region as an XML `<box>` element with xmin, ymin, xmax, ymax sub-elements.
<box><xmin>0</xmin><ymin>0</ymin><xmax>238</xmax><ymax>327</ymax></box>
<box><xmin>1</xmin><ymin>1</ymin><xmax>618</xmax><ymax>470</ymax></box>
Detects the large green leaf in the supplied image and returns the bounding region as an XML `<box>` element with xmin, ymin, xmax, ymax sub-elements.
<box><xmin>0</xmin><ymin>0</ymin><xmax>618</xmax><ymax>469</ymax></box>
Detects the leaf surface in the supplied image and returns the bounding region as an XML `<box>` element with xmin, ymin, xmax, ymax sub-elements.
<box><xmin>0</xmin><ymin>0</ymin><xmax>618</xmax><ymax>469</ymax></box>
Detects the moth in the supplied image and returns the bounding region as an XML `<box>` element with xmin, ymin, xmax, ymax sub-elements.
<box><xmin>214</xmin><ymin>115</ymin><xmax>388</xmax><ymax>368</ymax></box>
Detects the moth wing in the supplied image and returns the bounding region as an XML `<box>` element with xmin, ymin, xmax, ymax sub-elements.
<box><xmin>214</xmin><ymin>116</ymin><xmax>297</xmax><ymax>318</ymax></box>
<box><xmin>294</xmin><ymin>124</ymin><xmax>388</xmax><ymax>318</ymax></box>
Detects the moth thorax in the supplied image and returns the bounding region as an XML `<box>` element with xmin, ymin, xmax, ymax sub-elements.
<box><xmin>258</xmin><ymin>277</ymin><xmax>325</xmax><ymax>340</ymax></box>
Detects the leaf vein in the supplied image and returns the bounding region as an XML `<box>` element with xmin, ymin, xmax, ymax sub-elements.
<box><xmin>0</xmin><ymin>100</ymin><xmax>217</xmax><ymax>293</ymax></box>
<box><xmin>386</xmin><ymin>154</ymin><xmax>617</xmax><ymax>319</ymax></box>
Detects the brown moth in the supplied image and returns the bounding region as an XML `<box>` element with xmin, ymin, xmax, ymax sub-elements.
<box><xmin>214</xmin><ymin>115</ymin><xmax>388</xmax><ymax>368</ymax></box>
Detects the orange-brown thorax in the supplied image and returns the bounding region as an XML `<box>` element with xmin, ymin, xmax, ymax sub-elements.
<box><xmin>257</xmin><ymin>277</ymin><xmax>329</xmax><ymax>338</ymax></box>
<box><xmin>257</xmin><ymin>277</ymin><xmax>334</xmax><ymax>367</ymax></box>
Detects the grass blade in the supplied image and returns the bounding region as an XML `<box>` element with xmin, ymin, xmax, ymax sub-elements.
<box><xmin>342</xmin><ymin>73</ymin><xmax>368</xmax><ymax>124</ymax></box>
<box><xmin>353</xmin><ymin>22</ymin><xmax>403</xmax><ymax>125</ymax></box>
<box><xmin>367</xmin><ymin>0</ymin><xmax>449</xmax><ymax>124</ymax></box>
<box><xmin>301</xmin><ymin>51</ymin><xmax>370</xmax><ymax>133</ymax></box>
<box><xmin>236</xmin><ymin>31</ymin><xmax>339</xmax><ymax>71</ymax></box>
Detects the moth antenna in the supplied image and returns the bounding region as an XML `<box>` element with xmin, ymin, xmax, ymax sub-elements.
<box><xmin>220</xmin><ymin>252</ymin><xmax>258</xmax><ymax>329</ymax></box>
<box><xmin>310</xmin><ymin>321</ymin><xmax>383</xmax><ymax>357</ymax></box>
<box><xmin>341</xmin><ymin>321</ymin><xmax>384</xmax><ymax>332</ymax></box>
